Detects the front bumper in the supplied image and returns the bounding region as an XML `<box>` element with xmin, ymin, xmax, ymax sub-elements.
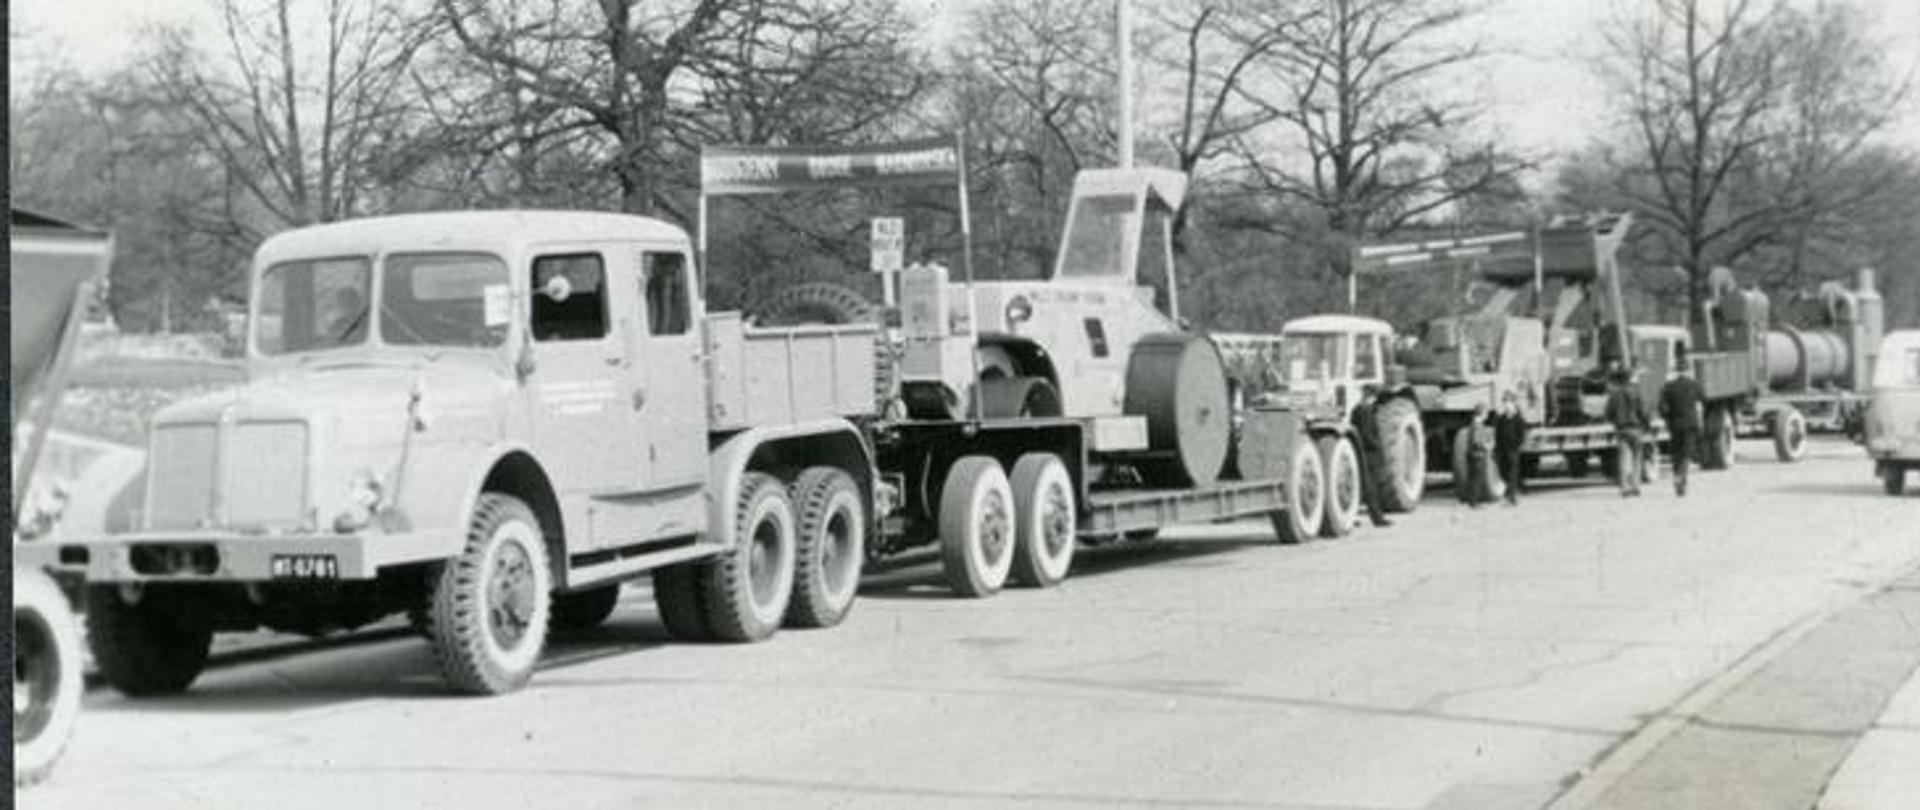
<box><xmin>14</xmin><ymin>528</ymin><xmax>456</xmax><ymax>583</ymax></box>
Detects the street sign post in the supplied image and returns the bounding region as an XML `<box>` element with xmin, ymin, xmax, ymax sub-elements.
<box><xmin>871</xmin><ymin>216</ymin><xmax>904</xmax><ymax>304</ymax></box>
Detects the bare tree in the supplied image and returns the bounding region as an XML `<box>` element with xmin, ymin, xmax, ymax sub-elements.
<box><xmin>146</xmin><ymin>0</ymin><xmax>429</xmax><ymax>228</ymax></box>
<box><xmin>1591</xmin><ymin>0</ymin><xmax>1909</xmax><ymax>326</ymax></box>
<box><xmin>1231</xmin><ymin>0</ymin><xmax>1529</xmax><ymax>284</ymax></box>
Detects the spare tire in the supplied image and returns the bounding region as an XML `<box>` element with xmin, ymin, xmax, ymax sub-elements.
<box><xmin>755</xmin><ymin>282</ymin><xmax>877</xmax><ymax>326</ymax></box>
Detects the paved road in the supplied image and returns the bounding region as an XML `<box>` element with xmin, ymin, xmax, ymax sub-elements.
<box><xmin>28</xmin><ymin>439</ymin><xmax>1920</xmax><ymax>810</ymax></box>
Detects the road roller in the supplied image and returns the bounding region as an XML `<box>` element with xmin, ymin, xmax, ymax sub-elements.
<box><xmin>11</xmin><ymin>209</ymin><xmax>108</xmax><ymax>786</ymax></box>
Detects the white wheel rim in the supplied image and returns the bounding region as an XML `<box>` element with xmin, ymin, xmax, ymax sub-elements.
<box><xmin>480</xmin><ymin>520</ymin><xmax>546</xmax><ymax>671</ymax></box>
<box><xmin>970</xmin><ymin>477</ymin><xmax>1015</xmax><ymax>586</ymax></box>
<box><xmin>1030</xmin><ymin>463</ymin><xmax>1076</xmax><ymax>581</ymax></box>
<box><xmin>818</xmin><ymin>490</ymin><xmax>864</xmax><ymax>605</ymax></box>
<box><xmin>1332</xmin><ymin>442</ymin><xmax>1360</xmax><ymax>524</ymax></box>
<box><xmin>1292</xmin><ymin>445</ymin><xmax>1323</xmax><ymax>526</ymax></box>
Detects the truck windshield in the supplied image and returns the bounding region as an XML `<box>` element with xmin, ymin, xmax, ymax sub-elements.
<box><xmin>1279</xmin><ymin>333</ymin><xmax>1347</xmax><ymax>382</ymax></box>
<box><xmin>1056</xmin><ymin>194</ymin><xmax>1136</xmax><ymax>279</ymax></box>
<box><xmin>381</xmin><ymin>253</ymin><xmax>510</xmax><ymax>347</ymax></box>
<box><xmin>257</xmin><ymin>257</ymin><xmax>373</xmax><ymax>355</ymax></box>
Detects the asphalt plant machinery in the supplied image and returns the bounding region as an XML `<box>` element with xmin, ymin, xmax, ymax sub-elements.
<box><xmin>1355</xmin><ymin>213</ymin><xmax>1674</xmax><ymax>490</ymax></box>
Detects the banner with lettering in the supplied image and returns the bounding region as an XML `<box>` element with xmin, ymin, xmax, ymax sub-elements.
<box><xmin>700</xmin><ymin>137</ymin><xmax>963</xmax><ymax>196</ymax></box>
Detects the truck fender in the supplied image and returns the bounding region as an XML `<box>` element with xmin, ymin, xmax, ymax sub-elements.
<box><xmin>708</xmin><ymin>419</ymin><xmax>873</xmax><ymax>550</ymax></box>
<box><xmin>443</xmin><ymin>441</ymin><xmax>565</xmax><ymax>566</ymax></box>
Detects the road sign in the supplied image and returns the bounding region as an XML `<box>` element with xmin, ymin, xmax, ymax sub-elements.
<box><xmin>870</xmin><ymin>217</ymin><xmax>904</xmax><ymax>274</ymax></box>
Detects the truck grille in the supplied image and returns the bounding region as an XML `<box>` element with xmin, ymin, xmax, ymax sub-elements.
<box><xmin>147</xmin><ymin>421</ymin><xmax>309</xmax><ymax>530</ymax></box>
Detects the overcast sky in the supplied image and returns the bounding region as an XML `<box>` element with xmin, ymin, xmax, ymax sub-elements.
<box><xmin>13</xmin><ymin>0</ymin><xmax>1920</xmax><ymax>164</ymax></box>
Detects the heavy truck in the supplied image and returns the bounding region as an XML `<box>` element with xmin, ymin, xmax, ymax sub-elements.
<box><xmin>11</xmin><ymin>209</ymin><xmax>109</xmax><ymax>785</ymax></box>
<box><xmin>1683</xmin><ymin>266</ymin><xmax>1885</xmax><ymax>467</ymax></box>
<box><xmin>26</xmin><ymin>138</ymin><xmax>1339</xmax><ymax>699</ymax></box>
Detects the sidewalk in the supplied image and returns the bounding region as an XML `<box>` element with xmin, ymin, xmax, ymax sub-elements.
<box><xmin>1818</xmin><ymin>616</ymin><xmax>1920</xmax><ymax>810</ymax></box>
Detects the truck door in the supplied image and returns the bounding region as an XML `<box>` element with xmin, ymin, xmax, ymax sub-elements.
<box><xmin>526</xmin><ymin>247</ymin><xmax>648</xmax><ymax>493</ymax></box>
<box><xmin>634</xmin><ymin>248</ymin><xmax>707</xmax><ymax>489</ymax></box>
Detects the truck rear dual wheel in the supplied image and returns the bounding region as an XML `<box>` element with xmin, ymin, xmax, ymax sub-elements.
<box><xmin>1317</xmin><ymin>436</ymin><xmax>1361</xmax><ymax>538</ymax></box>
<box><xmin>86</xmin><ymin>584</ymin><xmax>213</xmax><ymax>697</ymax></box>
<box><xmin>1374</xmin><ymin>399</ymin><xmax>1426</xmax><ymax>512</ymax></box>
<box><xmin>1773</xmin><ymin>409</ymin><xmax>1808</xmax><ymax>463</ymax></box>
<box><xmin>14</xmin><ymin>571</ymin><xmax>82</xmax><ymax>786</ymax></box>
<box><xmin>1009</xmin><ymin>454</ymin><xmax>1076</xmax><ymax>588</ymax></box>
<box><xmin>1271</xmin><ymin>439</ymin><xmax>1325</xmax><ymax>545</ymax></box>
<box><xmin>940</xmin><ymin>456</ymin><xmax>1017</xmax><ymax>597</ymax></box>
<box><xmin>785</xmin><ymin>467</ymin><xmax>866</xmax><ymax>629</ymax></box>
<box><xmin>426</xmin><ymin>492</ymin><xmax>552</xmax><ymax>695</ymax></box>
<box><xmin>705</xmin><ymin>473</ymin><xmax>798</xmax><ymax>642</ymax></box>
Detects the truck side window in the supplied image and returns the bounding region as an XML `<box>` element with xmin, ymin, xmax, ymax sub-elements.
<box><xmin>643</xmin><ymin>252</ymin><xmax>690</xmax><ymax>336</ymax></box>
<box><xmin>1354</xmin><ymin>335</ymin><xmax>1381</xmax><ymax>380</ymax></box>
<box><xmin>531</xmin><ymin>253</ymin><xmax>608</xmax><ymax>341</ymax></box>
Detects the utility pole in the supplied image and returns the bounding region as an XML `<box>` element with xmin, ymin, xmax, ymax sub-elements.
<box><xmin>1116</xmin><ymin>0</ymin><xmax>1135</xmax><ymax>168</ymax></box>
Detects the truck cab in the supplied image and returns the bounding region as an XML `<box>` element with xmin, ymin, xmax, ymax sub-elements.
<box><xmin>29</xmin><ymin>211</ymin><xmax>878</xmax><ymax>697</ymax></box>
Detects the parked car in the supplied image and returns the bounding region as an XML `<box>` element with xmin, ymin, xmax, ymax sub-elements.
<box><xmin>1865</xmin><ymin>329</ymin><xmax>1920</xmax><ymax>495</ymax></box>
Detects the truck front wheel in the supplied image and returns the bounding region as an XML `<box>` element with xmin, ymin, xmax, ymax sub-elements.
<box><xmin>14</xmin><ymin>571</ymin><xmax>82</xmax><ymax>785</ymax></box>
<box><xmin>703</xmin><ymin>473</ymin><xmax>798</xmax><ymax>641</ymax></box>
<box><xmin>426</xmin><ymin>492</ymin><xmax>552</xmax><ymax>695</ymax></box>
<box><xmin>86</xmin><ymin>584</ymin><xmax>212</xmax><ymax>697</ymax></box>
<box><xmin>1009</xmin><ymin>453</ymin><xmax>1077</xmax><ymax>588</ymax></box>
<box><xmin>786</xmin><ymin>467</ymin><xmax>866</xmax><ymax>629</ymax></box>
<box><xmin>940</xmin><ymin>456</ymin><xmax>1017</xmax><ymax>597</ymax></box>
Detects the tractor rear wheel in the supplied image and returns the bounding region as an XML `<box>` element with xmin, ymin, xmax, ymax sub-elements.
<box><xmin>1374</xmin><ymin>398</ymin><xmax>1425</xmax><ymax>512</ymax></box>
<box><xmin>1272</xmin><ymin>438</ymin><xmax>1325</xmax><ymax>544</ymax></box>
<box><xmin>1124</xmin><ymin>335</ymin><xmax>1231</xmax><ymax>488</ymax></box>
<box><xmin>1772</xmin><ymin>409</ymin><xmax>1808</xmax><ymax>462</ymax></box>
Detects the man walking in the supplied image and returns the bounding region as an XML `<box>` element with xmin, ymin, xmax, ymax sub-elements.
<box><xmin>1349</xmin><ymin>386</ymin><xmax>1393</xmax><ymax>528</ymax></box>
<box><xmin>1604</xmin><ymin>367</ymin><xmax>1652</xmax><ymax>497</ymax></box>
<box><xmin>1492</xmin><ymin>390</ymin><xmax>1529</xmax><ymax>505</ymax></box>
<box><xmin>1461</xmin><ymin>403</ymin><xmax>1497</xmax><ymax>508</ymax></box>
<box><xmin>1659</xmin><ymin>363</ymin><xmax>1706</xmax><ymax>496</ymax></box>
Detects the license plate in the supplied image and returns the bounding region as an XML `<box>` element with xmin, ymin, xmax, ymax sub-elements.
<box><xmin>271</xmin><ymin>554</ymin><xmax>339</xmax><ymax>580</ymax></box>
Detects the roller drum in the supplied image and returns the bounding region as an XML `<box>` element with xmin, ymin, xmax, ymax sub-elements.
<box><xmin>1123</xmin><ymin>334</ymin><xmax>1231</xmax><ymax>487</ymax></box>
<box><xmin>1765</xmin><ymin>329</ymin><xmax>1849</xmax><ymax>390</ymax></box>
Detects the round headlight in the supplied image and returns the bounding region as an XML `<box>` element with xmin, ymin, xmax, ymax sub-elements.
<box><xmin>1005</xmin><ymin>294</ymin><xmax>1033</xmax><ymax>325</ymax></box>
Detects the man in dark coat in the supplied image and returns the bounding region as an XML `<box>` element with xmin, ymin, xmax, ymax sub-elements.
<box><xmin>1491</xmin><ymin>390</ymin><xmax>1529</xmax><ymax>505</ymax></box>
<box><xmin>1349</xmin><ymin>386</ymin><xmax>1392</xmax><ymax>527</ymax></box>
<box><xmin>1659</xmin><ymin>364</ymin><xmax>1707</xmax><ymax>496</ymax></box>
<box><xmin>1604</xmin><ymin>367</ymin><xmax>1652</xmax><ymax>497</ymax></box>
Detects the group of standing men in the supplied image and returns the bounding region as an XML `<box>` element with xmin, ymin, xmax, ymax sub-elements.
<box><xmin>1604</xmin><ymin>363</ymin><xmax>1708</xmax><ymax>497</ymax></box>
<box><xmin>1458</xmin><ymin>393</ymin><xmax>1529</xmax><ymax>509</ymax></box>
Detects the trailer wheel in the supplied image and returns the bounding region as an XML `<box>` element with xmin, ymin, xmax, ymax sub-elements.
<box><xmin>652</xmin><ymin>562</ymin><xmax>715</xmax><ymax>641</ymax></box>
<box><xmin>1885</xmin><ymin>466</ymin><xmax>1907</xmax><ymax>496</ymax></box>
<box><xmin>785</xmin><ymin>467</ymin><xmax>866</xmax><ymax>629</ymax></box>
<box><xmin>1772</xmin><ymin>409</ymin><xmax>1808</xmax><ymax>462</ymax></box>
<box><xmin>426</xmin><ymin>492</ymin><xmax>552</xmax><ymax>695</ymax></box>
<box><xmin>549</xmin><ymin>585</ymin><xmax>621</xmax><ymax>634</ymax></box>
<box><xmin>1317</xmin><ymin>436</ymin><xmax>1361</xmax><ymax>538</ymax></box>
<box><xmin>1272</xmin><ymin>439</ymin><xmax>1324</xmax><ymax>545</ymax></box>
<box><xmin>704</xmin><ymin>473</ymin><xmax>798</xmax><ymax>641</ymax></box>
<box><xmin>1568</xmin><ymin>452</ymin><xmax>1592</xmax><ymax>478</ymax></box>
<box><xmin>1009</xmin><ymin>453</ymin><xmax>1077</xmax><ymax>588</ymax></box>
<box><xmin>1375</xmin><ymin>399</ymin><xmax>1425</xmax><ymax>512</ymax></box>
<box><xmin>939</xmin><ymin>456</ymin><xmax>1017</xmax><ymax>597</ymax></box>
<box><xmin>86</xmin><ymin>584</ymin><xmax>212</xmax><ymax>697</ymax></box>
<box><xmin>14</xmin><ymin>571</ymin><xmax>81</xmax><ymax>786</ymax></box>
<box><xmin>1702</xmin><ymin>407</ymin><xmax>1735</xmax><ymax>470</ymax></box>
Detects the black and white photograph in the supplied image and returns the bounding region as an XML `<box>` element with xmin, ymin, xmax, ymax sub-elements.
<box><xmin>8</xmin><ymin>0</ymin><xmax>1920</xmax><ymax>806</ymax></box>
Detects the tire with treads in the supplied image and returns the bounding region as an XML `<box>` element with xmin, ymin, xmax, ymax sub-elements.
<box><xmin>1772</xmin><ymin>409</ymin><xmax>1807</xmax><ymax>462</ymax></box>
<box><xmin>703</xmin><ymin>473</ymin><xmax>798</xmax><ymax>642</ymax></box>
<box><xmin>549</xmin><ymin>585</ymin><xmax>621</xmax><ymax>633</ymax></box>
<box><xmin>1123</xmin><ymin>334</ymin><xmax>1231</xmax><ymax>488</ymax></box>
<box><xmin>1374</xmin><ymin>398</ymin><xmax>1426</xmax><ymax>511</ymax></box>
<box><xmin>86</xmin><ymin>584</ymin><xmax>213</xmax><ymax>697</ymax></box>
<box><xmin>1317</xmin><ymin>435</ymin><xmax>1361</xmax><ymax>538</ymax></box>
<box><xmin>1009</xmin><ymin>453</ymin><xmax>1076</xmax><ymax>588</ymax></box>
<box><xmin>1701</xmin><ymin>406</ymin><xmax>1735</xmax><ymax>470</ymax></box>
<box><xmin>1271</xmin><ymin>437</ymin><xmax>1324</xmax><ymax>544</ymax></box>
<box><xmin>785</xmin><ymin>467</ymin><xmax>866</xmax><ymax>629</ymax></box>
<box><xmin>754</xmin><ymin>282</ymin><xmax>877</xmax><ymax>326</ymax></box>
<box><xmin>939</xmin><ymin>456</ymin><xmax>1017</xmax><ymax>597</ymax></box>
<box><xmin>652</xmin><ymin>562</ymin><xmax>715</xmax><ymax>641</ymax></box>
<box><xmin>425</xmin><ymin>492</ymin><xmax>552</xmax><ymax>695</ymax></box>
<box><xmin>14</xmin><ymin>570</ymin><xmax>82</xmax><ymax>786</ymax></box>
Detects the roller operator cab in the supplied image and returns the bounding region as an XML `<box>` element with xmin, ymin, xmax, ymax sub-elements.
<box><xmin>1867</xmin><ymin>330</ymin><xmax>1920</xmax><ymax>495</ymax></box>
<box><xmin>25</xmin><ymin>211</ymin><xmax>879</xmax><ymax>697</ymax></box>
